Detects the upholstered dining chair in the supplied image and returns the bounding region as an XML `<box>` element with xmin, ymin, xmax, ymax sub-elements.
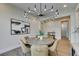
<box><xmin>49</xmin><ymin>39</ymin><xmax>58</xmax><ymax>56</ymax></box>
<box><xmin>31</xmin><ymin>45</ymin><xmax>48</xmax><ymax>56</ymax></box>
<box><xmin>19</xmin><ymin>37</ymin><xmax>31</xmax><ymax>56</ymax></box>
<box><xmin>21</xmin><ymin>36</ymin><xmax>29</xmax><ymax>44</ymax></box>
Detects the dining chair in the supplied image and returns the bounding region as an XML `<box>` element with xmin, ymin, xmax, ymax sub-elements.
<box><xmin>49</xmin><ymin>39</ymin><xmax>58</xmax><ymax>56</ymax></box>
<box><xmin>22</xmin><ymin>36</ymin><xmax>29</xmax><ymax>44</ymax></box>
<box><xmin>31</xmin><ymin>45</ymin><xmax>48</xmax><ymax>56</ymax></box>
<box><xmin>19</xmin><ymin>38</ymin><xmax>31</xmax><ymax>56</ymax></box>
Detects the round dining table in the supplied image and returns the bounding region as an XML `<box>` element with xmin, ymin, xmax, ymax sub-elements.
<box><xmin>26</xmin><ymin>37</ymin><xmax>54</xmax><ymax>45</ymax></box>
<box><xmin>24</xmin><ymin>37</ymin><xmax>55</xmax><ymax>48</ymax></box>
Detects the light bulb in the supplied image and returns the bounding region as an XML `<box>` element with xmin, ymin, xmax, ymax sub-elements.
<box><xmin>34</xmin><ymin>4</ymin><xmax>36</xmax><ymax>11</ymax></box>
<box><xmin>24</xmin><ymin>13</ymin><xmax>27</xmax><ymax>16</ymax></box>
<box><xmin>44</xmin><ymin>4</ymin><xmax>47</xmax><ymax>11</ymax></box>
<box><xmin>34</xmin><ymin>8</ymin><xmax>36</xmax><ymax>11</ymax></box>
<box><xmin>29</xmin><ymin>10</ymin><xmax>30</xmax><ymax>13</ymax></box>
<box><xmin>44</xmin><ymin>8</ymin><xmax>46</xmax><ymax>11</ymax></box>
<box><xmin>51</xmin><ymin>9</ymin><xmax>53</xmax><ymax>11</ymax></box>
<box><xmin>64</xmin><ymin>5</ymin><xmax>67</xmax><ymax>8</ymax></box>
<box><xmin>55</xmin><ymin>12</ymin><xmax>57</xmax><ymax>15</ymax></box>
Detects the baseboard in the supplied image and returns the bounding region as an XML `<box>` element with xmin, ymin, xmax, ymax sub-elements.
<box><xmin>0</xmin><ymin>45</ymin><xmax>20</xmax><ymax>54</ymax></box>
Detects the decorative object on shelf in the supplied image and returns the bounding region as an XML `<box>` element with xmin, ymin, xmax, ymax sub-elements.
<box><xmin>24</xmin><ymin>3</ymin><xmax>59</xmax><ymax>18</ymax></box>
<box><xmin>11</xmin><ymin>18</ymin><xmax>30</xmax><ymax>35</ymax></box>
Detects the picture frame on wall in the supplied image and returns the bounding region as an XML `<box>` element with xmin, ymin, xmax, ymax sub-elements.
<box><xmin>11</xmin><ymin>18</ymin><xmax>30</xmax><ymax>35</ymax></box>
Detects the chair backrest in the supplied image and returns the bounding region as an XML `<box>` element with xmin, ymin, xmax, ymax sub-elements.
<box><xmin>19</xmin><ymin>39</ymin><xmax>30</xmax><ymax>54</ymax></box>
<box><xmin>20</xmin><ymin>36</ymin><xmax>29</xmax><ymax>44</ymax></box>
<box><xmin>49</xmin><ymin>39</ymin><xmax>58</xmax><ymax>51</ymax></box>
<box><xmin>31</xmin><ymin>45</ymin><xmax>48</xmax><ymax>56</ymax></box>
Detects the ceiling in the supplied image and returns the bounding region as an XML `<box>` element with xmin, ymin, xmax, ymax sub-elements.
<box><xmin>11</xmin><ymin>3</ymin><xmax>77</xmax><ymax>20</ymax></box>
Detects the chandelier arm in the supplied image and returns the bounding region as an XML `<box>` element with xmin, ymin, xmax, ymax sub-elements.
<box><xmin>26</xmin><ymin>11</ymin><xmax>39</xmax><ymax>17</ymax></box>
<box><xmin>40</xmin><ymin>3</ymin><xmax>42</xmax><ymax>14</ymax></box>
<box><xmin>43</xmin><ymin>8</ymin><xmax>52</xmax><ymax>13</ymax></box>
<box><xmin>42</xmin><ymin>9</ymin><xmax>51</xmax><ymax>14</ymax></box>
<box><xmin>30</xmin><ymin>10</ymin><xmax>38</xmax><ymax>14</ymax></box>
<box><xmin>27</xmin><ymin>9</ymin><xmax>39</xmax><ymax>16</ymax></box>
<box><xmin>43</xmin><ymin>10</ymin><xmax>56</xmax><ymax>15</ymax></box>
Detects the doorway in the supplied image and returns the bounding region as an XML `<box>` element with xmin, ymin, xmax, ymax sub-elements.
<box><xmin>61</xmin><ymin>21</ymin><xmax>69</xmax><ymax>38</ymax></box>
<box><xmin>60</xmin><ymin>16</ymin><xmax>70</xmax><ymax>39</ymax></box>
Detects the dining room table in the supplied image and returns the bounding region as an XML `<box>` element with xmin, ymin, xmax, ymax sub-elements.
<box><xmin>24</xmin><ymin>37</ymin><xmax>55</xmax><ymax>47</ymax></box>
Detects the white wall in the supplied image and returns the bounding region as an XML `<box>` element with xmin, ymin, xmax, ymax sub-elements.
<box><xmin>42</xmin><ymin>21</ymin><xmax>61</xmax><ymax>39</ymax></box>
<box><xmin>73</xmin><ymin>4</ymin><xmax>79</xmax><ymax>44</ymax></box>
<box><xmin>0</xmin><ymin>4</ymin><xmax>40</xmax><ymax>54</ymax></box>
<box><xmin>70</xmin><ymin>12</ymin><xmax>77</xmax><ymax>43</ymax></box>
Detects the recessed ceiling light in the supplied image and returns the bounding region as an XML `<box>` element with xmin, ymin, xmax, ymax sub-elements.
<box><xmin>64</xmin><ymin>5</ymin><xmax>67</xmax><ymax>7</ymax></box>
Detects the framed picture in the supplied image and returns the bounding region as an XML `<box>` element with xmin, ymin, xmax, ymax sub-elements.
<box><xmin>11</xmin><ymin>18</ymin><xmax>30</xmax><ymax>35</ymax></box>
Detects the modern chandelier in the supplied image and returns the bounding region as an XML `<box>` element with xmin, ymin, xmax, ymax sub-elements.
<box><xmin>24</xmin><ymin>3</ymin><xmax>59</xmax><ymax>18</ymax></box>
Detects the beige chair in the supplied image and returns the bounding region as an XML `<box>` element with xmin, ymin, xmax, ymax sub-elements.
<box><xmin>21</xmin><ymin>36</ymin><xmax>29</xmax><ymax>44</ymax></box>
<box><xmin>31</xmin><ymin>45</ymin><xmax>48</xmax><ymax>56</ymax></box>
<box><xmin>49</xmin><ymin>39</ymin><xmax>58</xmax><ymax>56</ymax></box>
<box><xmin>19</xmin><ymin>38</ymin><xmax>31</xmax><ymax>56</ymax></box>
